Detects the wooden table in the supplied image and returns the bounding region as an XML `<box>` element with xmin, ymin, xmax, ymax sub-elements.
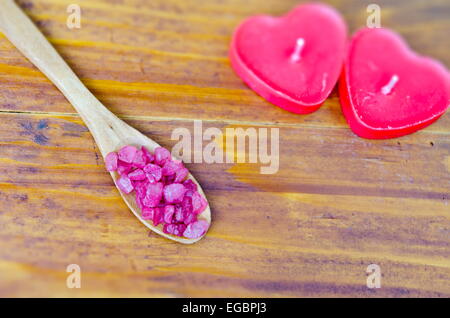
<box><xmin>0</xmin><ymin>0</ymin><xmax>449</xmax><ymax>297</ymax></box>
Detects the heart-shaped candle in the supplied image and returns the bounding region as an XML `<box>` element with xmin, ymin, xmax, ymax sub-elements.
<box><xmin>230</xmin><ymin>3</ymin><xmax>347</xmax><ymax>114</ymax></box>
<box><xmin>339</xmin><ymin>27</ymin><xmax>450</xmax><ymax>139</ymax></box>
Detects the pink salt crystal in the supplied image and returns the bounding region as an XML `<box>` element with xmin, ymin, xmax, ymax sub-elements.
<box><xmin>117</xmin><ymin>175</ymin><xmax>134</xmax><ymax>194</ymax></box>
<box><xmin>118</xmin><ymin>145</ymin><xmax>138</xmax><ymax>163</ymax></box>
<box><xmin>181</xmin><ymin>196</ymin><xmax>193</xmax><ymax>215</ymax></box>
<box><xmin>143</xmin><ymin>182</ymin><xmax>163</xmax><ymax>207</ymax></box>
<box><xmin>142</xmin><ymin>196</ymin><xmax>158</xmax><ymax>208</ymax></box>
<box><xmin>163</xmin><ymin>223</ymin><xmax>176</xmax><ymax>235</ymax></box>
<box><xmin>134</xmin><ymin>180</ymin><xmax>147</xmax><ymax>198</ymax></box>
<box><xmin>183</xmin><ymin>220</ymin><xmax>209</xmax><ymax>239</ymax></box>
<box><xmin>181</xmin><ymin>195</ymin><xmax>197</xmax><ymax>224</ymax></box>
<box><xmin>163</xmin><ymin>184</ymin><xmax>187</xmax><ymax>204</ymax></box>
<box><xmin>135</xmin><ymin>180</ymin><xmax>149</xmax><ymax>209</ymax></box>
<box><xmin>141</xmin><ymin>146</ymin><xmax>154</xmax><ymax>163</ymax></box>
<box><xmin>153</xmin><ymin>207</ymin><xmax>164</xmax><ymax>226</ymax></box>
<box><xmin>183</xmin><ymin>179</ymin><xmax>197</xmax><ymax>192</ymax></box>
<box><xmin>132</xmin><ymin>150</ymin><xmax>147</xmax><ymax>169</ymax></box>
<box><xmin>143</xmin><ymin>164</ymin><xmax>162</xmax><ymax>183</ymax></box>
<box><xmin>142</xmin><ymin>196</ymin><xmax>159</xmax><ymax>208</ymax></box>
<box><xmin>163</xmin><ymin>223</ymin><xmax>186</xmax><ymax>236</ymax></box>
<box><xmin>163</xmin><ymin>174</ymin><xmax>176</xmax><ymax>184</ymax></box>
<box><xmin>162</xmin><ymin>160</ymin><xmax>184</xmax><ymax>176</ymax></box>
<box><xmin>184</xmin><ymin>212</ymin><xmax>197</xmax><ymax>225</ymax></box>
<box><xmin>174</xmin><ymin>168</ymin><xmax>189</xmax><ymax>183</ymax></box>
<box><xmin>154</xmin><ymin>147</ymin><xmax>171</xmax><ymax>165</ymax></box>
<box><xmin>192</xmin><ymin>191</ymin><xmax>207</xmax><ymax>214</ymax></box>
<box><xmin>174</xmin><ymin>223</ymin><xmax>187</xmax><ymax>236</ymax></box>
<box><xmin>117</xmin><ymin>166</ymin><xmax>131</xmax><ymax>176</ymax></box>
<box><xmin>105</xmin><ymin>152</ymin><xmax>118</xmax><ymax>171</ymax></box>
<box><xmin>117</xmin><ymin>160</ymin><xmax>132</xmax><ymax>175</ymax></box>
<box><xmin>163</xmin><ymin>205</ymin><xmax>175</xmax><ymax>224</ymax></box>
<box><xmin>174</xmin><ymin>205</ymin><xmax>185</xmax><ymax>223</ymax></box>
<box><xmin>141</xmin><ymin>207</ymin><xmax>155</xmax><ymax>220</ymax></box>
<box><xmin>136</xmin><ymin>193</ymin><xmax>144</xmax><ymax>210</ymax></box>
<box><xmin>131</xmin><ymin>179</ymin><xmax>145</xmax><ymax>190</ymax></box>
<box><xmin>128</xmin><ymin>169</ymin><xmax>146</xmax><ymax>181</ymax></box>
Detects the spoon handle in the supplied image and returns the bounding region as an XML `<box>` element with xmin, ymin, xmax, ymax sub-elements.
<box><xmin>0</xmin><ymin>0</ymin><xmax>131</xmax><ymax>156</ymax></box>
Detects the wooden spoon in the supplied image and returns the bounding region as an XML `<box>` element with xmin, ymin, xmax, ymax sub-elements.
<box><xmin>0</xmin><ymin>0</ymin><xmax>211</xmax><ymax>244</ymax></box>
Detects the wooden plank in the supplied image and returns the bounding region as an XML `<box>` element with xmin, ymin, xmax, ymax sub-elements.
<box><xmin>0</xmin><ymin>0</ymin><xmax>449</xmax><ymax>297</ymax></box>
<box><xmin>0</xmin><ymin>113</ymin><xmax>448</xmax><ymax>297</ymax></box>
<box><xmin>0</xmin><ymin>0</ymin><xmax>449</xmax><ymax>130</ymax></box>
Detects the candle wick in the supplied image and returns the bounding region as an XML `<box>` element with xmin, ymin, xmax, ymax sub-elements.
<box><xmin>381</xmin><ymin>74</ymin><xmax>399</xmax><ymax>95</ymax></box>
<box><xmin>290</xmin><ymin>38</ymin><xmax>305</xmax><ymax>63</ymax></box>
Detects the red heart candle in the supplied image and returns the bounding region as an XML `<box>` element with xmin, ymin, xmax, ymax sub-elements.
<box><xmin>230</xmin><ymin>3</ymin><xmax>347</xmax><ymax>114</ymax></box>
<box><xmin>340</xmin><ymin>28</ymin><xmax>450</xmax><ymax>139</ymax></box>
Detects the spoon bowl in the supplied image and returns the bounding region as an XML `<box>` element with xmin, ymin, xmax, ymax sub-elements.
<box><xmin>0</xmin><ymin>0</ymin><xmax>211</xmax><ymax>244</ymax></box>
<box><xmin>111</xmin><ymin>137</ymin><xmax>211</xmax><ymax>244</ymax></box>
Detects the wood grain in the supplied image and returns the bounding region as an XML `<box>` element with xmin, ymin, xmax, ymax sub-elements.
<box><xmin>0</xmin><ymin>0</ymin><xmax>449</xmax><ymax>297</ymax></box>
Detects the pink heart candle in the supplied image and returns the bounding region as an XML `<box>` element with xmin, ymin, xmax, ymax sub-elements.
<box><xmin>339</xmin><ymin>27</ymin><xmax>450</xmax><ymax>139</ymax></box>
<box><xmin>230</xmin><ymin>3</ymin><xmax>347</xmax><ymax>114</ymax></box>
